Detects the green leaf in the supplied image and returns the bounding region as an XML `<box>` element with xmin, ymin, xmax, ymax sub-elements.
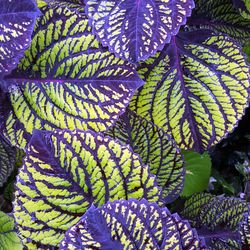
<box><xmin>130</xmin><ymin>30</ymin><xmax>250</xmax><ymax>152</ymax></box>
<box><xmin>0</xmin><ymin>211</ymin><xmax>22</xmax><ymax>250</ymax></box>
<box><xmin>106</xmin><ymin>110</ymin><xmax>185</xmax><ymax>203</ymax></box>
<box><xmin>13</xmin><ymin>129</ymin><xmax>161</xmax><ymax>248</ymax></box>
<box><xmin>0</xmin><ymin>0</ymin><xmax>143</xmax><ymax>149</ymax></box>
<box><xmin>181</xmin><ymin>151</ymin><xmax>211</xmax><ymax>197</ymax></box>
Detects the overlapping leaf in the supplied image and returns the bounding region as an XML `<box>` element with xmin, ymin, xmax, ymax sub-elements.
<box><xmin>181</xmin><ymin>150</ymin><xmax>211</xmax><ymax>197</ymax></box>
<box><xmin>182</xmin><ymin>193</ymin><xmax>250</xmax><ymax>249</ymax></box>
<box><xmin>85</xmin><ymin>0</ymin><xmax>195</xmax><ymax>63</ymax></box>
<box><xmin>188</xmin><ymin>0</ymin><xmax>250</xmax><ymax>44</ymax></box>
<box><xmin>0</xmin><ymin>0</ymin><xmax>40</xmax><ymax>78</ymax></box>
<box><xmin>106</xmin><ymin>110</ymin><xmax>184</xmax><ymax>203</ymax></box>
<box><xmin>240</xmin><ymin>213</ymin><xmax>250</xmax><ymax>249</ymax></box>
<box><xmin>60</xmin><ymin>199</ymin><xmax>206</xmax><ymax>249</ymax></box>
<box><xmin>13</xmin><ymin>129</ymin><xmax>161</xmax><ymax>248</ymax></box>
<box><xmin>0</xmin><ymin>0</ymin><xmax>143</xmax><ymax>149</ymax></box>
<box><xmin>130</xmin><ymin>30</ymin><xmax>250</xmax><ymax>152</ymax></box>
<box><xmin>0</xmin><ymin>135</ymin><xmax>16</xmax><ymax>187</ymax></box>
<box><xmin>0</xmin><ymin>211</ymin><xmax>22</xmax><ymax>250</ymax></box>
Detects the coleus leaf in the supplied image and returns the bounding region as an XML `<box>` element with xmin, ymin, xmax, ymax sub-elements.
<box><xmin>181</xmin><ymin>150</ymin><xmax>211</xmax><ymax>197</ymax></box>
<box><xmin>0</xmin><ymin>0</ymin><xmax>143</xmax><ymax>149</ymax></box>
<box><xmin>240</xmin><ymin>213</ymin><xmax>250</xmax><ymax>249</ymax></box>
<box><xmin>13</xmin><ymin>129</ymin><xmax>161</xmax><ymax>248</ymax></box>
<box><xmin>233</xmin><ymin>0</ymin><xmax>250</xmax><ymax>20</ymax></box>
<box><xmin>60</xmin><ymin>199</ymin><xmax>206</xmax><ymax>249</ymax></box>
<box><xmin>188</xmin><ymin>0</ymin><xmax>250</xmax><ymax>44</ymax></box>
<box><xmin>0</xmin><ymin>211</ymin><xmax>22</xmax><ymax>250</ymax></box>
<box><xmin>85</xmin><ymin>0</ymin><xmax>195</xmax><ymax>63</ymax></box>
<box><xmin>0</xmin><ymin>135</ymin><xmax>16</xmax><ymax>187</ymax></box>
<box><xmin>182</xmin><ymin>193</ymin><xmax>250</xmax><ymax>249</ymax></box>
<box><xmin>0</xmin><ymin>0</ymin><xmax>40</xmax><ymax>78</ymax></box>
<box><xmin>130</xmin><ymin>29</ymin><xmax>250</xmax><ymax>152</ymax></box>
<box><xmin>106</xmin><ymin>110</ymin><xmax>185</xmax><ymax>203</ymax></box>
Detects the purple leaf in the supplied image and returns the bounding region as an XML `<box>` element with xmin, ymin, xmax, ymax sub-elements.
<box><xmin>0</xmin><ymin>0</ymin><xmax>40</xmax><ymax>78</ymax></box>
<box><xmin>0</xmin><ymin>0</ymin><xmax>144</xmax><ymax>149</ymax></box>
<box><xmin>60</xmin><ymin>199</ymin><xmax>206</xmax><ymax>249</ymax></box>
<box><xmin>85</xmin><ymin>0</ymin><xmax>195</xmax><ymax>63</ymax></box>
<box><xmin>130</xmin><ymin>29</ymin><xmax>250</xmax><ymax>152</ymax></box>
<box><xmin>13</xmin><ymin>129</ymin><xmax>161</xmax><ymax>248</ymax></box>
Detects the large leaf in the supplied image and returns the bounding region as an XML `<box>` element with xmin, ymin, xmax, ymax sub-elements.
<box><xmin>60</xmin><ymin>199</ymin><xmax>206</xmax><ymax>249</ymax></box>
<box><xmin>182</xmin><ymin>193</ymin><xmax>250</xmax><ymax>249</ymax></box>
<box><xmin>85</xmin><ymin>0</ymin><xmax>195</xmax><ymax>63</ymax></box>
<box><xmin>0</xmin><ymin>0</ymin><xmax>40</xmax><ymax>78</ymax></box>
<box><xmin>188</xmin><ymin>0</ymin><xmax>250</xmax><ymax>44</ymax></box>
<box><xmin>13</xmin><ymin>129</ymin><xmax>161</xmax><ymax>248</ymax></box>
<box><xmin>181</xmin><ymin>150</ymin><xmax>211</xmax><ymax>197</ymax></box>
<box><xmin>0</xmin><ymin>135</ymin><xmax>16</xmax><ymax>187</ymax></box>
<box><xmin>0</xmin><ymin>211</ymin><xmax>22</xmax><ymax>250</ymax></box>
<box><xmin>0</xmin><ymin>0</ymin><xmax>143</xmax><ymax>149</ymax></box>
<box><xmin>130</xmin><ymin>30</ymin><xmax>250</xmax><ymax>152</ymax></box>
<box><xmin>106</xmin><ymin>110</ymin><xmax>185</xmax><ymax>203</ymax></box>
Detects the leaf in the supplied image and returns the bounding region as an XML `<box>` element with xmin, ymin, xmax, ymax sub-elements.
<box><xmin>106</xmin><ymin>110</ymin><xmax>185</xmax><ymax>203</ymax></box>
<box><xmin>182</xmin><ymin>193</ymin><xmax>249</xmax><ymax>230</ymax></box>
<box><xmin>0</xmin><ymin>211</ymin><xmax>22</xmax><ymax>250</ymax></box>
<box><xmin>188</xmin><ymin>0</ymin><xmax>250</xmax><ymax>44</ymax></box>
<box><xmin>240</xmin><ymin>213</ymin><xmax>250</xmax><ymax>249</ymax></box>
<box><xmin>60</xmin><ymin>199</ymin><xmax>206</xmax><ymax>249</ymax></box>
<box><xmin>85</xmin><ymin>0</ymin><xmax>195</xmax><ymax>63</ymax></box>
<box><xmin>0</xmin><ymin>0</ymin><xmax>143</xmax><ymax>149</ymax></box>
<box><xmin>13</xmin><ymin>129</ymin><xmax>161</xmax><ymax>248</ymax></box>
<box><xmin>0</xmin><ymin>0</ymin><xmax>40</xmax><ymax>78</ymax></box>
<box><xmin>182</xmin><ymin>193</ymin><xmax>250</xmax><ymax>249</ymax></box>
<box><xmin>0</xmin><ymin>135</ymin><xmax>16</xmax><ymax>187</ymax></box>
<box><xmin>130</xmin><ymin>30</ymin><xmax>250</xmax><ymax>152</ymax></box>
<box><xmin>181</xmin><ymin>150</ymin><xmax>211</xmax><ymax>197</ymax></box>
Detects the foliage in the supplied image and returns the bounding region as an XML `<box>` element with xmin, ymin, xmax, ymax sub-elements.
<box><xmin>0</xmin><ymin>0</ymin><xmax>249</xmax><ymax>248</ymax></box>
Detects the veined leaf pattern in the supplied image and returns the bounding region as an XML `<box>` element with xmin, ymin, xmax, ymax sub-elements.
<box><xmin>13</xmin><ymin>129</ymin><xmax>161</xmax><ymax>248</ymax></box>
<box><xmin>130</xmin><ymin>30</ymin><xmax>250</xmax><ymax>152</ymax></box>
<box><xmin>0</xmin><ymin>0</ymin><xmax>40</xmax><ymax>78</ymax></box>
<box><xmin>0</xmin><ymin>0</ymin><xmax>143</xmax><ymax>149</ymax></box>
<box><xmin>106</xmin><ymin>110</ymin><xmax>185</xmax><ymax>203</ymax></box>
<box><xmin>85</xmin><ymin>0</ymin><xmax>194</xmax><ymax>63</ymax></box>
<box><xmin>60</xmin><ymin>199</ymin><xmax>206</xmax><ymax>249</ymax></box>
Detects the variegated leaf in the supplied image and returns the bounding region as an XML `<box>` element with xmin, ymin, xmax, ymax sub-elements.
<box><xmin>188</xmin><ymin>0</ymin><xmax>250</xmax><ymax>44</ymax></box>
<box><xmin>13</xmin><ymin>129</ymin><xmax>161</xmax><ymax>248</ymax></box>
<box><xmin>60</xmin><ymin>199</ymin><xmax>206</xmax><ymax>249</ymax></box>
<box><xmin>130</xmin><ymin>30</ymin><xmax>250</xmax><ymax>152</ymax></box>
<box><xmin>0</xmin><ymin>0</ymin><xmax>40</xmax><ymax>78</ymax></box>
<box><xmin>0</xmin><ymin>0</ymin><xmax>143</xmax><ymax>149</ymax></box>
<box><xmin>106</xmin><ymin>110</ymin><xmax>185</xmax><ymax>203</ymax></box>
<box><xmin>0</xmin><ymin>211</ymin><xmax>22</xmax><ymax>250</ymax></box>
<box><xmin>0</xmin><ymin>135</ymin><xmax>16</xmax><ymax>187</ymax></box>
<box><xmin>85</xmin><ymin>0</ymin><xmax>195</xmax><ymax>63</ymax></box>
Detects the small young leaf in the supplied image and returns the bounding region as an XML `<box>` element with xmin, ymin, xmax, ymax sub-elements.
<box><xmin>0</xmin><ymin>211</ymin><xmax>22</xmax><ymax>250</ymax></box>
<box><xmin>60</xmin><ymin>199</ymin><xmax>206</xmax><ymax>249</ymax></box>
<box><xmin>85</xmin><ymin>0</ymin><xmax>195</xmax><ymax>63</ymax></box>
<box><xmin>13</xmin><ymin>129</ymin><xmax>161</xmax><ymax>248</ymax></box>
<box><xmin>106</xmin><ymin>110</ymin><xmax>185</xmax><ymax>203</ymax></box>
<box><xmin>130</xmin><ymin>30</ymin><xmax>250</xmax><ymax>152</ymax></box>
<box><xmin>1</xmin><ymin>0</ymin><xmax>143</xmax><ymax>149</ymax></box>
<box><xmin>0</xmin><ymin>135</ymin><xmax>16</xmax><ymax>187</ymax></box>
<box><xmin>0</xmin><ymin>0</ymin><xmax>40</xmax><ymax>78</ymax></box>
<box><xmin>181</xmin><ymin>150</ymin><xmax>211</xmax><ymax>197</ymax></box>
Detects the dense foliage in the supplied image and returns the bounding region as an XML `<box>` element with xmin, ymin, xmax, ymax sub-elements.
<box><xmin>0</xmin><ymin>0</ymin><xmax>250</xmax><ymax>249</ymax></box>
